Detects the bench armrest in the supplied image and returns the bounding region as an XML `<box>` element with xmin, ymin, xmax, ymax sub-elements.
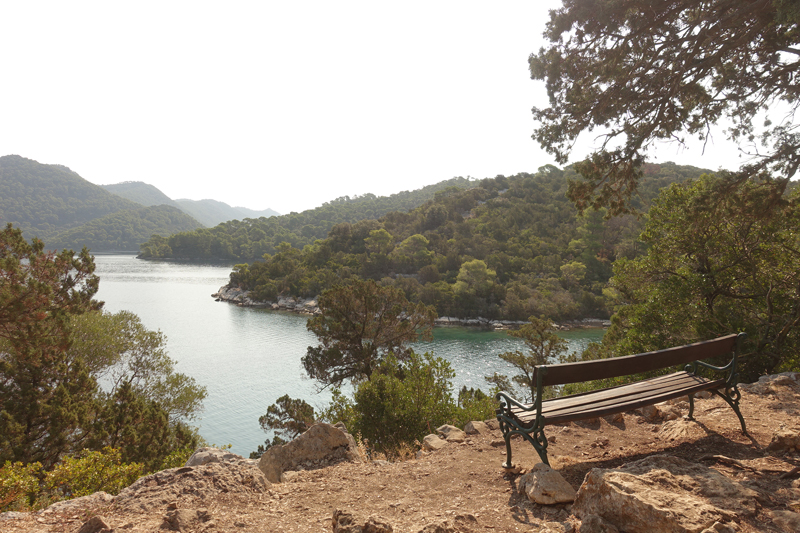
<box><xmin>495</xmin><ymin>391</ymin><xmax>537</xmax><ymax>413</ymax></box>
<box><xmin>685</xmin><ymin>332</ymin><xmax>746</xmax><ymax>386</ymax></box>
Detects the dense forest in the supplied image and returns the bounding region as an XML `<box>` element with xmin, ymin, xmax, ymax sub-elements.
<box><xmin>138</xmin><ymin>177</ymin><xmax>475</xmax><ymax>261</ymax></box>
<box><xmin>226</xmin><ymin>163</ymin><xmax>710</xmax><ymax>321</ymax></box>
<box><xmin>47</xmin><ymin>205</ymin><xmax>203</xmax><ymax>252</ymax></box>
<box><xmin>0</xmin><ymin>155</ymin><xmax>143</xmax><ymax>242</ymax></box>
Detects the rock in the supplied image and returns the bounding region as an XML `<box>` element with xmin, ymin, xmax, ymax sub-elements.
<box><xmin>185</xmin><ymin>447</ymin><xmax>256</xmax><ymax>467</ymax></box>
<box><xmin>699</xmin><ymin>522</ymin><xmax>738</xmax><ymax>533</ymax></box>
<box><xmin>767</xmin><ymin>429</ymin><xmax>800</xmax><ymax>453</ymax></box>
<box><xmin>77</xmin><ymin>516</ymin><xmax>112</xmax><ymax>533</ymax></box>
<box><xmin>258</xmin><ymin>422</ymin><xmax>360</xmax><ymax>483</ymax></box>
<box><xmin>483</xmin><ymin>419</ymin><xmax>500</xmax><ymax>431</ymax></box>
<box><xmin>659</xmin><ymin>418</ymin><xmax>703</xmax><ymax>442</ymax></box>
<box><xmin>437</xmin><ymin>424</ymin><xmax>466</xmax><ymax>442</ymax></box>
<box><xmin>39</xmin><ymin>491</ymin><xmax>114</xmax><ymax>514</ymax></box>
<box><xmin>114</xmin><ymin>462</ymin><xmax>269</xmax><ymax>513</ymax></box>
<box><xmin>422</xmin><ymin>434</ymin><xmax>447</xmax><ymax>451</ymax></box>
<box><xmin>602</xmin><ymin>412</ymin><xmax>624</xmax><ymax>424</ymax></box>
<box><xmin>579</xmin><ymin>514</ymin><xmax>620</xmax><ymax>533</ymax></box>
<box><xmin>635</xmin><ymin>404</ymin><xmax>661</xmax><ymax>422</ymax></box>
<box><xmin>573</xmin><ymin>455</ymin><xmax>758</xmax><ymax>533</ymax></box>
<box><xmin>517</xmin><ymin>463</ymin><xmax>577</xmax><ymax>505</ymax></box>
<box><xmin>332</xmin><ymin>510</ymin><xmax>394</xmax><ymax>532</ymax></box>
<box><xmin>769</xmin><ymin>510</ymin><xmax>800</xmax><ymax>531</ymax></box>
<box><xmin>740</xmin><ymin>372</ymin><xmax>800</xmax><ymax>395</ymax></box>
<box><xmin>464</xmin><ymin>420</ymin><xmax>488</xmax><ymax>435</ymax></box>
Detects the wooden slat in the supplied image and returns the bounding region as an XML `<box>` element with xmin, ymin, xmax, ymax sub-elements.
<box><xmin>508</xmin><ymin>371</ymin><xmax>726</xmax><ymax>428</ymax></box>
<box><xmin>538</xmin><ymin>334</ymin><xmax>739</xmax><ymax>386</ymax></box>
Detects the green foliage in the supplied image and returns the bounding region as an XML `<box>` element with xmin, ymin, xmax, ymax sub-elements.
<box><xmin>251</xmin><ymin>395</ymin><xmax>316</xmax><ymax>458</ymax></box>
<box><xmin>139</xmin><ymin>177</ymin><xmax>474</xmax><ymax>261</ymax></box>
<box><xmin>529</xmin><ymin>0</ymin><xmax>800</xmax><ymax>215</ymax></box>
<box><xmin>319</xmin><ymin>353</ymin><xmax>495</xmax><ymax>456</ymax></box>
<box><xmin>586</xmin><ymin>173</ymin><xmax>800</xmax><ymax>382</ymax></box>
<box><xmin>0</xmin><ymin>224</ymin><xmax>101</xmax><ymax>467</ymax></box>
<box><xmin>48</xmin><ymin>205</ymin><xmax>203</xmax><ymax>252</ymax></box>
<box><xmin>228</xmin><ymin>165</ymin><xmax>706</xmax><ymax>321</ymax></box>
<box><xmin>0</xmin><ymin>461</ymin><xmax>41</xmax><ymax>512</ymax></box>
<box><xmin>303</xmin><ymin>279</ymin><xmax>436</xmax><ymax>388</ymax></box>
<box><xmin>44</xmin><ymin>447</ymin><xmax>143</xmax><ymax>501</ymax></box>
<box><xmin>493</xmin><ymin>316</ymin><xmax>569</xmax><ymax>402</ymax></box>
<box><xmin>1</xmin><ymin>226</ymin><xmax>202</xmax><ymax>477</ymax></box>
<box><xmin>68</xmin><ymin>310</ymin><xmax>207</xmax><ymax>422</ymax></box>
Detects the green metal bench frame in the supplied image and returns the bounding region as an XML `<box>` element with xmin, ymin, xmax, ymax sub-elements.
<box><xmin>495</xmin><ymin>333</ymin><xmax>748</xmax><ymax>467</ymax></box>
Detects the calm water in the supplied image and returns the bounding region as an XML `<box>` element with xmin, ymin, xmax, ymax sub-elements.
<box><xmin>94</xmin><ymin>254</ymin><xmax>604</xmax><ymax>457</ymax></box>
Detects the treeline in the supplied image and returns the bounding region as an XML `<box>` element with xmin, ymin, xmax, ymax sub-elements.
<box><xmin>138</xmin><ymin>177</ymin><xmax>475</xmax><ymax>261</ymax></box>
<box><xmin>48</xmin><ymin>205</ymin><xmax>203</xmax><ymax>252</ymax></box>
<box><xmin>228</xmin><ymin>163</ymin><xmax>709</xmax><ymax>321</ymax></box>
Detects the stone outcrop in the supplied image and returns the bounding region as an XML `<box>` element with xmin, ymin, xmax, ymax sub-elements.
<box><xmin>114</xmin><ymin>461</ymin><xmax>269</xmax><ymax>512</ymax></box>
<box><xmin>573</xmin><ymin>455</ymin><xmax>757</xmax><ymax>533</ymax></box>
<box><xmin>517</xmin><ymin>463</ymin><xmax>577</xmax><ymax>505</ymax></box>
<box><xmin>258</xmin><ymin>422</ymin><xmax>361</xmax><ymax>483</ymax></box>
<box><xmin>213</xmin><ymin>286</ymin><xmax>321</xmax><ymax>314</ymax></box>
<box><xmin>184</xmin><ymin>447</ymin><xmax>258</xmax><ymax>467</ymax></box>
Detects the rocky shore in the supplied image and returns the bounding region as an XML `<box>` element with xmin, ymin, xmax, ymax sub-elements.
<box><xmin>211</xmin><ymin>285</ymin><xmax>611</xmax><ymax>331</ymax></box>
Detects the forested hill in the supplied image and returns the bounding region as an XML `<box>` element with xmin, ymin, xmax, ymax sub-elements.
<box><xmin>0</xmin><ymin>155</ymin><xmax>143</xmax><ymax>242</ymax></box>
<box><xmin>138</xmin><ymin>177</ymin><xmax>475</xmax><ymax>261</ymax></box>
<box><xmin>48</xmin><ymin>205</ymin><xmax>203</xmax><ymax>252</ymax></box>
<box><xmin>228</xmin><ymin>163</ymin><xmax>711</xmax><ymax>321</ymax></box>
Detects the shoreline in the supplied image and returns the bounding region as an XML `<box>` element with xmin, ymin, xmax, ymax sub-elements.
<box><xmin>211</xmin><ymin>285</ymin><xmax>610</xmax><ymax>332</ymax></box>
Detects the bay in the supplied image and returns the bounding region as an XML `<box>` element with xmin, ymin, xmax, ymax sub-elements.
<box><xmin>93</xmin><ymin>254</ymin><xmax>604</xmax><ymax>457</ymax></box>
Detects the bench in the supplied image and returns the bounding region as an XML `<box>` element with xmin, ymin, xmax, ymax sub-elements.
<box><xmin>495</xmin><ymin>333</ymin><xmax>748</xmax><ymax>467</ymax></box>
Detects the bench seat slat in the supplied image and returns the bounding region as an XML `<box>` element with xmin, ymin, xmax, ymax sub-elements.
<box><xmin>510</xmin><ymin>371</ymin><xmax>726</xmax><ymax>427</ymax></box>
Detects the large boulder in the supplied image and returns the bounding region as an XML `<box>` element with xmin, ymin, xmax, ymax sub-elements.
<box><xmin>517</xmin><ymin>463</ymin><xmax>577</xmax><ymax>505</ymax></box>
<box><xmin>573</xmin><ymin>455</ymin><xmax>757</xmax><ymax>533</ymax></box>
<box><xmin>258</xmin><ymin>423</ymin><xmax>361</xmax><ymax>483</ymax></box>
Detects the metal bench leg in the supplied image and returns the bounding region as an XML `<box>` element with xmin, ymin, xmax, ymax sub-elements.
<box><xmin>687</xmin><ymin>394</ymin><xmax>695</xmax><ymax>420</ymax></box>
<box><xmin>710</xmin><ymin>386</ymin><xmax>748</xmax><ymax>434</ymax></box>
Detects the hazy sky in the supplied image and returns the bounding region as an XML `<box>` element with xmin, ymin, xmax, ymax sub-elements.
<box><xmin>1</xmin><ymin>1</ymin><xmax>742</xmax><ymax>214</ymax></box>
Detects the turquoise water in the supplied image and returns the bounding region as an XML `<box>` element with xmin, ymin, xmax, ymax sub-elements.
<box><xmin>93</xmin><ymin>254</ymin><xmax>604</xmax><ymax>456</ymax></box>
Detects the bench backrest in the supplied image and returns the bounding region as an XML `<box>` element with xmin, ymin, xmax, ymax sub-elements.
<box><xmin>537</xmin><ymin>334</ymin><xmax>741</xmax><ymax>387</ymax></box>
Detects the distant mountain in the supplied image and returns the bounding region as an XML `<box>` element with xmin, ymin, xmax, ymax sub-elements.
<box><xmin>173</xmin><ymin>199</ymin><xmax>280</xmax><ymax>227</ymax></box>
<box><xmin>100</xmin><ymin>181</ymin><xmax>179</xmax><ymax>208</ymax></box>
<box><xmin>0</xmin><ymin>155</ymin><xmax>143</xmax><ymax>242</ymax></box>
<box><xmin>234</xmin><ymin>206</ymin><xmax>282</xmax><ymax>219</ymax></box>
<box><xmin>0</xmin><ymin>155</ymin><xmax>204</xmax><ymax>251</ymax></box>
<box><xmin>48</xmin><ymin>205</ymin><xmax>203</xmax><ymax>252</ymax></box>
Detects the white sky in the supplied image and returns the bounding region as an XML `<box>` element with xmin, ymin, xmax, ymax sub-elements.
<box><xmin>1</xmin><ymin>1</ymin><xmax>744</xmax><ymax>214</ymax></box>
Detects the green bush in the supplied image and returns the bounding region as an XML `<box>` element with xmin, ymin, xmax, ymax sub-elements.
<box><xmin>44</xmin><ymin>447</ymin><xmax>143</xmax><ymax>500</ymax></box>
<box><xmin>0</xmin><ymin>461</ymin><xmax>41</xmax><ymax>512</ymax></box>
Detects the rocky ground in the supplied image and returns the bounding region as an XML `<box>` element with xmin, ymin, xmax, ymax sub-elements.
<box><xmin>3</xmin><ymin>374</ymin><xmax>800</xmax><ymax>533</ymax></box>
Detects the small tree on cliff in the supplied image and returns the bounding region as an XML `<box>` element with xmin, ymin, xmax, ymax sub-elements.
<box><xmin>302</xmin><ymin>279</ymin><xmax>436</xmax><ymax>388</ymax></box>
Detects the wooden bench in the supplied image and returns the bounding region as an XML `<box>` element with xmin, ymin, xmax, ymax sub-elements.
<box><xmin>495</xmin><ymin>333</ymin><xmax>748</xmax><ymax>467</ymax></box>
